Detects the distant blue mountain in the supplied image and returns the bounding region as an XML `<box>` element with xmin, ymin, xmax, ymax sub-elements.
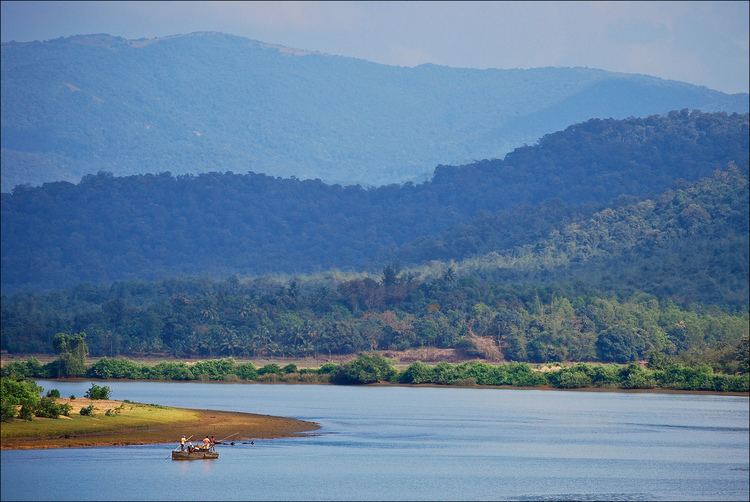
<box><xmin>1</xmin><ymin>31</ymin><xmax>747</xmax><ymax>191</ymax></box>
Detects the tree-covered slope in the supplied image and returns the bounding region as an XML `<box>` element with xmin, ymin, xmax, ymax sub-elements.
<box><xmin>2</xmin><ymin>32</ymin><xmax>748</xmax><ymax>191</ymax></box>
<box><xmin>2</xmin><ymin>111</ymin><xmax>747</xmax><ymax>293</ymax></box>
<box><xmin>455</xmin><ymin>166</ymin><xmax>749</xmax><ymax>308</ymax></box>
<box><xmin>2</xmin><ymin>167</ymin><xmax>747</xmax><ymax>360</ymax></box>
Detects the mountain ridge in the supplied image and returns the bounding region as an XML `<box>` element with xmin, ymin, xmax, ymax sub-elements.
<box><xmin>2</xmin><ymin>31</ymin><xmax>747</xmax><ymax>192</ymax></box>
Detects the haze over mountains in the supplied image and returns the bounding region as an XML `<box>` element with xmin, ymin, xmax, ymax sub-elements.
<box><xmin>1</xmin><ymin>31</ymin><xmax>748</xmax><ymax>192</ymax></box>
<box><xmin>3</xmin><ymin>111</ymin><xmax>747</xmax><ymax>301</ymax></box>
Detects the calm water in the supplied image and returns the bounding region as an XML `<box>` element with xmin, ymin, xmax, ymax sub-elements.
<box><xmin>1</xmin><ymin>381</ymin><xmax>748</xmax><ymax>501</ymax></box>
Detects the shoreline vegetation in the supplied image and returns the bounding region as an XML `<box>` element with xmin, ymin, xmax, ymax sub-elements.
<box><xmin>0</xmin><ymin>389</ymin><xmax>318</xmax><ymax>451</ymax></box>
<box><xmin>3</xmin><ymin>353</ymin><xmax>748</xmax><ymax>394</ymax></box>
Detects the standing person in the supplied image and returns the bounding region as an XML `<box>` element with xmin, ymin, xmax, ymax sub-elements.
<box><xmin>203</xmin><ymin>436</ymin><xmax>210</xmax><ymax>450</ymax></box>
<box><xmin>180</xmin><ymin>434</ymin><xmax>187</xmax><ymax>451</ymax></box>
<box><xmin>209</xmin><ymin>435</ymin><xmax>216</xmax><ymax>452</ymax></box>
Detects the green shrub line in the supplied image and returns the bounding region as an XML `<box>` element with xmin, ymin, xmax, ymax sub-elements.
<box><xmin>2</xmin><ymin>354</ymin><xmax>747</xmax><ymax>393</ymax></box>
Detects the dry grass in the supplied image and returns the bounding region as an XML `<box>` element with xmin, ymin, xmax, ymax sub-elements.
<box><xmin>0</xmin><ymin>398</ymin><xmax>318</xmax><ymax>450</ymax></box>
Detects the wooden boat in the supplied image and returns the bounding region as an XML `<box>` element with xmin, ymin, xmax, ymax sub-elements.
<box><xmin>171</xmin><ymin>449</ymin><xmax>219</xmax><ymax>460</ymax></box>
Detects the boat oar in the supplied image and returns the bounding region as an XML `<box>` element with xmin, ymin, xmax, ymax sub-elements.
<box><xmin>217</xmin><ymin>432</ymin><xmax>239</xmax><ymax>443</ymax></box>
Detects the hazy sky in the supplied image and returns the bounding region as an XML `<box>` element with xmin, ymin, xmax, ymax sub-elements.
<box><xmin>2</xmin><ymin>1</ymin><xmax>748</xmax><ymax>93</ymax></box>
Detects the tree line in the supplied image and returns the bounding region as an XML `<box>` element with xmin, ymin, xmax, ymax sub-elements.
<box><xmin>3</xmin><ymin>353</ymin><xmax>747</xmax><ymax>394</ymax></box>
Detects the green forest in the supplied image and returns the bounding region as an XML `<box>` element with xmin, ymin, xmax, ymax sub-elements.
<box><xmin>1</xmin><ymin>111</ymin><xmax>747</xmax><ymax>373</ymax></box>
<box><xmin>3</xmin><ymin>111</ymin><xmax>748</xmax><ymax>292</ymax></box>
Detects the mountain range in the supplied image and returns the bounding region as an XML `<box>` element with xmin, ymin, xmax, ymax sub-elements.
<box><xmin>2</xmin><ymin>110</ymin><xmax>747</xmax><ymax>299</ymax></box>
<box><xmin>2</xmin><ymin>31</ymin><xmax>748</xmax><ymax>192</ymax></box>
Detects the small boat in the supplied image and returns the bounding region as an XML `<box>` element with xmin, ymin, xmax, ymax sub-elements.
<box><xmin>171</xmin><ymin>449</ymin><xmax>219</xmax><ymax>460</ymax></box>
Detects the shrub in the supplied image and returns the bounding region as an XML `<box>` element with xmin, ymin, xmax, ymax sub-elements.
<box><xmin>712</xmin><ymin>374</ymin><xmax>750</xmax><ymax>392</ymax></box>
<box><xmin>332</xmin><ymin>354</ymin><xmax>397</xmax><ymax>385</ymax></box>
<box><xmin>399</xmin><ymin>361</ymin><xmax>435</xmax><ymax>384</ymax></box>
<box><xmin>431</xmin><ymin>362</ymin><xmax>460</xmax><ymax>385</ymax></box>
<box><xmin>317</xmin><ymin>363</ymin><xmax>338</xmax><ymax>374</ymax></box>
<box><xmin>46</xmin><ymin>389</ymin><xmax>61</xmax><ymax>398</ymax></box>
<box><xmin>191</xmin><ymin>358</ymin><xmax>236</xmax><ymax>380</ymax></box>
<box><xmin>548</xmin><ymin>367</ymin><xmax>593</xmax><ymax>389</ymax></box>
<box><xmin>148</xmin><ymin>362</ymin><xmax>194</xmax><ymax>380</ymax></box>
<box><xmin>35</xmin><ymin>397</ymin><xmax>71</xmax><ymax>418</ymax></box>
<box><xmin>619</xmin><ymin>364</ymin><xmax>656</xmax><ymax>389</ymax></box>
<box><xmin>589</xmin><ymin>365</ymin><xmax>621</xmax><ymax>387</ymax></box>
<box><xmin>258</xmin><ymin>364</ymin><xmax>282</xmax><ymax>375</ymax></box>
<box><xmin>85</xmin><ymin>383</ymin><xmax>111</xmax><ymax>400</ymax></box>
<box><xmin>0</xmin><ymin>358</ymin><xmax>46</xmax><ymax>379</ymax></box>
<box><xmin>281</xmin><ymin>364</ymin><xmax>298</xmax><ymax>374</ymax></box>
<box><xmin>506</xmin><ymin>363</ymin><xmax>547</xmax><ymax>387</ymax></box>
<box><xmin>80</xmin><ymin>405</ymin><xmax>95</xmax><ymax>416</ymax></box>
<box><xmin>87</xmin><ymin>358</ymin><xmax>144</xmax><ymax>379</ymax></box>
<box><xmin>235</xmin><ymin>363</ymin><xmax>258</xmax><ymax>380</ymax></box>
<box><xmin>18</xmin><ymin>403</ymin><xmax>34</xmax><ymax>420</ymax></box>
<box><xmin>1</xmin><ymin>378</ymin><xmax>42</xmax><ymax>422</ymax></box>
<box><xmin>69</xmin><ymin>395</ymin><xmax>76</xmax><ymax>400</ymax></box>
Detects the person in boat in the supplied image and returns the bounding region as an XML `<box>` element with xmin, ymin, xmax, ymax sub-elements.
<box><xmin>202</xmin><ymin>436</ymin><xmax>210</xmax><ymax>451</ymax></box>
<box><xmin>209</xmin><ymin>435</ymin><xmax>216</xmax><ymax>452</ymax></box>
<box><xmin>180</xmin><ymin>435</ymin><xmax>187</xmax><ymax>452</ymax></box>
<box><xmin>187</xmin><ymin>441</ymin><xmax>194</xmax><ymax>453</ymax></box>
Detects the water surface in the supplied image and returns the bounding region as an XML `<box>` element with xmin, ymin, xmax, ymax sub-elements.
<box><xmin>2</xmin><ymin>381</ymin><xmax>747</xmax><ymax>500</ymax></box>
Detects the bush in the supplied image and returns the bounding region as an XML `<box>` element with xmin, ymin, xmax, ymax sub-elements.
<box><xmin>399</xmin><ymin>361</ymin><xmax>434</xmax><ymax>384</ymax></box>
<box><xmin>281</xmin><ymin>364</ymin><xmax>298</xmax><ymax>374</ymax></box>
<box><xmin>712</xmin><ymin>374</ymin><xmax>750</xmax><ymax>392</ymax></box>
<box><xmin>589</xmin><ymin>365</ymin><xmax>621</xmax><ymax>387</ymax></box>
<box><xmin>18</xmin><ymin>403</ymin><xmax>34</xmax><ymax>420</ymax></box>
<box><xmin>0</xmin><ymin>358</ymin><xmax>46</xmax><ymax>379</ymax></box>
<box><xmin>506</xmin><ymin>363</ymin><xmax>547</xmax><ymax>387</ymax></box>
<box><xmin>548</xmin><ymin>367</ymin><xmax>593</xmax><ymax>389</ymax></box>
<box><xmin>148</xmin><ymin>362</ymin><xmax>194</xmax><ymax>380</ymax></box>
<box><xmin>80</xmin><ymin>405</ymin><xmax>95</xmax><ymax>416</ymax></box>
<box><xmin>1</xmin><ymin>377</ymin><xmax>42</xmax><ymax>422</ymax></box>
<box><xmin>85</xmin><ymin>383</ymin><xmax>111</xmax><ymax>400</ymax></box>
<box><xmin>656</xmin><ymin>364</ymin><xmax>715</xmax><ymax>390</ymax></box>
<box><xmin>619</xmin><ymin>364</ymin><xmax>656</xmax><ymax>389</ymax></box>
<box><xmin>258</xmin><ymin>364</ymin><xmax>282</xmax><ymax>375</ymax></box>
<box><xmin>332</xmin><ymin>354</ymin><xmax>397</xmax><ymax>385</ymax></box>
<box><xmin>35</xmin><ymin>397</ymin><xmax>71</xmax><ymax>418</ymax></box>
<box><xmin>235</xmin><ymin>363</ymin><xmax>258</xmax><ymax>380</ymax></box>
<box><xmin>46</xmin><ymin>389</ymin><xmax>61</xmax><ymax>398</ymax></box>
<box><xmin>191</xmin><ymin>358</ymin><xmax>236</xmax><ymax>380</ymax></box>
<box><xmin>87</xmin><ymin>357</ymin><xmax>144</xmax><ymax>379</ymax></box>
<box><xmin>317</xmin><ymin>363</ymin><xmax>338</xmax><ymax>374</ymax></box>
<box><xmin>69</xmin><ymin>395</ymin><xmax>76</xmax><ymax>400</ymax></box>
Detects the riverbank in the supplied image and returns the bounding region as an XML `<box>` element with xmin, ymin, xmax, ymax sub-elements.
<box><xmin>0</xmin><ymin>397</ymin><xmax>319</xmax><ymax>450</ymax></box>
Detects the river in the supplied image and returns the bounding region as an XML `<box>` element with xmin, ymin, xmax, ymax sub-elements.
<box><xmin>1</xmin><ymin>381</ymin><xmax>748</xmax><ymax>501</ymax></box>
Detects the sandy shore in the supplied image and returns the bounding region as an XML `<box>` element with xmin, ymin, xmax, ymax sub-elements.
<box><xmin>1</xmin><ymin>398</ymin><xmax>319</xmax><ymax>450</ymax></box>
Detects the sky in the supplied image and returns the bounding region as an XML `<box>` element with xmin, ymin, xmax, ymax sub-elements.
<box><xmin>1</xmin><ymin>1</ymin><xmax>748</xmax><ymax>94</ymax></box>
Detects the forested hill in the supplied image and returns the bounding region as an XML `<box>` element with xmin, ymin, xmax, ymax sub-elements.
<box><xmin>455</xmin><ymin>166</ymin><xmax>749</xmax><ymax>308</ymax></box>
<box><xmin>2</xmin><ymin>31</ymin><xmax>748</xmax><ymax>192</ymax></box>
<box><xmin>2</xmin><ymin>111</ymin><xmax>748</xmax><ymax>293</ymax></box>
<box><xmin>2</xmin><ymin>168</ymin><xmax>748</xmax><ymax>361</ymax></box>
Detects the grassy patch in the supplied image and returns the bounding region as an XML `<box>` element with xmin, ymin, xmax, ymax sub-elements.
<box><xmin>1</xmin><ymin>401</ymin><xmax>198</xmax><ymax>440</ymax></box>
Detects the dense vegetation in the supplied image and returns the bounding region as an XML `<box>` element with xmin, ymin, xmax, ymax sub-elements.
<box><xmin>0</xmin><ymin>378</ymin><xmax>71</xmax><ymax>421</ymax></box>
<box><xmin>2</xmin><ymin>275</ymin><xmax>747</xmax><ymax>370</ymax></box>
<box><xmin>2</xmin><ymin>354</ymin><xmax>747</xmax><ymax>393</ymax></box>
<box><xmin>455</xmin><ymin>166</ymin><xmax>749</xmax><ymax>307</ymax></box>
<box><xmin>3</xmin><ymin>159</ymin><xmax>747</xmax><ymax>370</ymax></box>
<box><xmin>3</xmin><ymin>111</ymin><xmax>747</xmax><ymax>292</ymax></box>
<box><xmin>2</xmin><ymin>32</ymin><xmax>747</xmax><ymax>191</ymax></box>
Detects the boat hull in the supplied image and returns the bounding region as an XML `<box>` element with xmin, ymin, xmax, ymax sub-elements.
<box><xmin>171</xmin><ymin>450</ymin><xmax>219</xmax><ymax>460</ymax></box>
